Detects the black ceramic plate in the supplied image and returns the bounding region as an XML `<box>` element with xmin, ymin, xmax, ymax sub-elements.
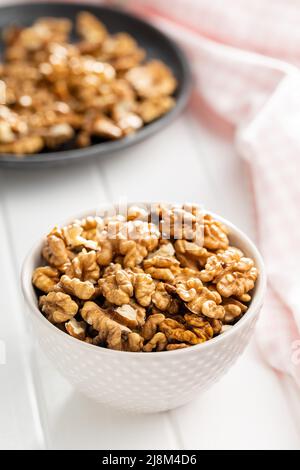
<box><xmin>0</xmin><ymin>2</ymin><xmax>192</xmax><ymax>168</ymax></box>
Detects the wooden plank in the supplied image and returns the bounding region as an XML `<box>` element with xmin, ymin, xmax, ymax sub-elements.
<box><xmin>0</xmin><ymin>201</ymin><xmax>45</xmax><ymax>449</ymax></box>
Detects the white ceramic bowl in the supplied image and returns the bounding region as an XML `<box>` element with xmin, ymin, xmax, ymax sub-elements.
<box><xmin>22</xmin><ymin>203</ymin><xmax>266</xmax><ymax>414</ymax></box>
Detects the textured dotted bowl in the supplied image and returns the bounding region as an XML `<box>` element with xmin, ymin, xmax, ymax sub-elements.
<box><xmin>21</xmin><ymin>203</ymin><xmax>266</xmax><ymax>414</ymax></box>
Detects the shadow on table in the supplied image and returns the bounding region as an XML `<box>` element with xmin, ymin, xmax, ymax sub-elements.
<box><xmin>50</xmin><ymin>389</ymin><xmax>174</xmax><ymax>450</ymax></box>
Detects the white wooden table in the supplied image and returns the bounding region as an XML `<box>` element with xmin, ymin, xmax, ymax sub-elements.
<box><xmin>0</xmin><ymin>109</ymin><xmax>299</xmax><ymax>450</ymax></box>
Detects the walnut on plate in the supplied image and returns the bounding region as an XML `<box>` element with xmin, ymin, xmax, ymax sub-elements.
<box><xmin>125</xmin><ymin>60</ymin><xmax>177</xmax><ymax>98</ymax></box>
<box><xmin>137</xmin><ymin>96</ymin><xmax>175</xmax><ymax>123</ymax></box>
<box><xmin>100</xmin><ymin>32</ymin><xmax>145</xmax><ymax>71</ymax></box>
<box><xmin>1</xmin><ymin>13</ymin><xmax>177</xmax><ymax>155</ymax></box>
<box><xmin>76</xmin><ymin>11</ymin><xmax>107</xmax><ymax>45</ymax></box>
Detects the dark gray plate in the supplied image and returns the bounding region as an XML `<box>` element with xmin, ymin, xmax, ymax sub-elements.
<box><xmin>0</xmin><ymin>2</ymin><xmax>192</xmax><ymax>168</ymax></box>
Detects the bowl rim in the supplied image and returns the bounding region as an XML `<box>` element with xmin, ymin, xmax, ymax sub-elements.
<box><xmin>21</xmin><ymin>202</ymin><xmax>267</xmax><ymax>358</ymax></box>
<box><xmin>0</xmin><ymin>1</ymin><xmax>192</xmax><ymax>167</ymax></box>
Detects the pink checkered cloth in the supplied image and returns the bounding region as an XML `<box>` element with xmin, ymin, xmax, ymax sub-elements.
<box><xmin>119</xmin><ymin>0</ymin><xmax>300</xmax><ymax>385</ymax></box>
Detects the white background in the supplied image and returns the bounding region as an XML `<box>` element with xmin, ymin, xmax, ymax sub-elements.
<box><xmin>1</xmin><ymin>110</ymin><xmax>300</xmax><ymax>449</ymax></box>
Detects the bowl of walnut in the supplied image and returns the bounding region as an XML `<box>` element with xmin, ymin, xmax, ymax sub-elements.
<box><xmin>0</xmin><ymin>2</ymin><xmax>191</xmax><ymax>167</ymax></box>
<box><xmin>22</xmin><ymin>202</ymin><xmax>266</xmax><ymax>413</ymax></box>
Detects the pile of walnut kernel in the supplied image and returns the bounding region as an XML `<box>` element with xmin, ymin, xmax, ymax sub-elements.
<box><xmin>32</xmin><ymin>204</ymin><xmax>259</xmax><ymax>352</ymax></box>
<box><xmin>0</xmin><ymin>12</ymin><xmax>177</xmax><ymax>155</ymax></box>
